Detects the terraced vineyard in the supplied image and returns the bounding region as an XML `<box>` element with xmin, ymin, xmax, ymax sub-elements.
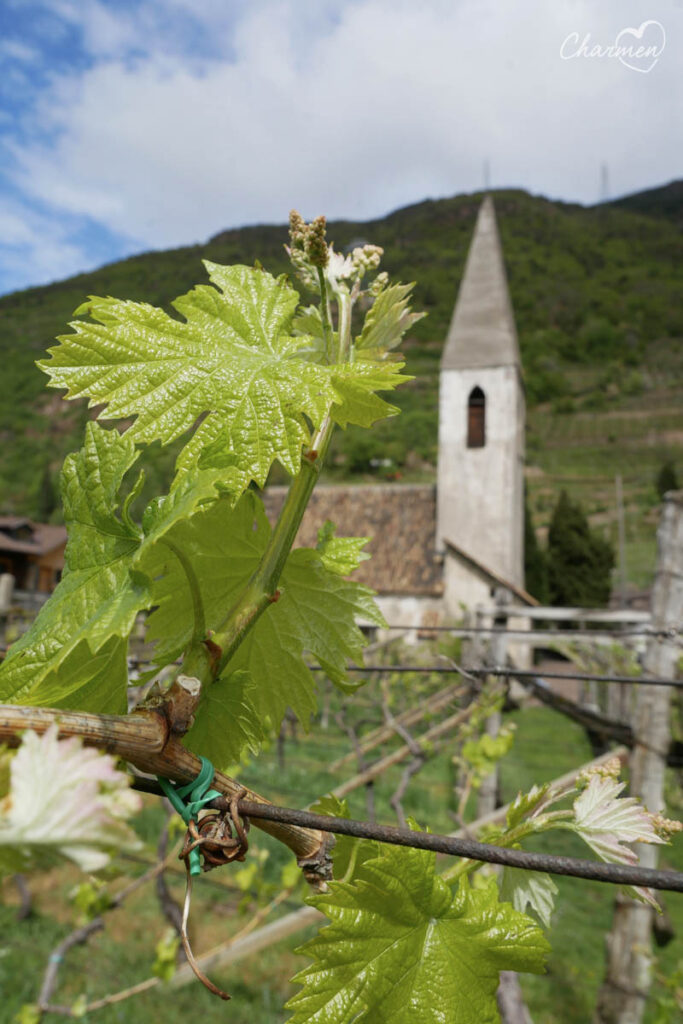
<box><xmin>526</xmin><ymin>339</ymin><xmax>683</xmax><ymax>589</ymax></box>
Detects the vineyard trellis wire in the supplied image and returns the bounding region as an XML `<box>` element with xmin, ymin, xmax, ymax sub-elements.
<box><xmin>382</xmin><ymin>623</ymin><xmax>681</xmax><ymax>639</ymax></box>
<box><xmin>309</xmin><ymin>664</ymin><xmax>683</xmax><ymax>687</ymax></box>
<box><xmin>125</xmin><ymin>779</ymin><xmax>683</xmax><ymax>893</ymax></box>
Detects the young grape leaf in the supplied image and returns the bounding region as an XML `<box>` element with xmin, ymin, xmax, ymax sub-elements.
<box><xmin>572</xmin><ymin>774</ymin><xmax>669</xmax><ymax>908</ymax></box>
<box><xmin>356</xmin><ymin>282</ymin><xmax>425</xmax><ymax>353</ymax></box>
<box><xmin>287</xmin><ymin>842</ymin><xmax>549</xmax><ymax>1024</ymax></box>
<box><xmin>186</xmin><ymin>547</ymin><xmax>385</xmax><ymax>767</ymax></box>
<box><xmin>0</xmin><ymin>424</ymin><xmax>149</xmax><ymax>711</ymax></box>
<box><xmin>179</xmin><ymin>669</ymin><xmax>264</xmax><ymax>769</ymax></box>
<box><xmin>230</xmin><ymin>546</ymin><xmax>384</xmax><ymax>694</ymax></box>
<box><xmin>462</xmin><ymin>726</ymin><xmax>516</xmax><ymax>782</ymax></box>
<box><xmin>499</xmin><ymin>867</ymin><xmax>558</xmax><ymax>930</ymax></box>
<box><xmin>140</xmin><ymin>491</ymin><xmax>272</xmax><ymax>665</ymax></box>
<box><xmin>316</xmin><ymin>521</ymin><xmax>370</xmax><ymax>576</ymax></box>
<box><xmin>505</xmin><ymin>784</ymin><xmax>551</xmax><ymax>830</ymax></box>
<box><xmin>19</xmin><ymin>637</ymin><xmax>130</xmax><ymax>716</ymax></box>
<box><xmin>142</xmin><ymin>492</ymin><xmax>383</xmax><ymax>768</ymax></box>
<box><xmin>329</xmin><ymin>360</ymin><xmax>408</xmax><ymax>430</ymax></box>
<box><xmin>39</xmin><ymin>263</ymin><xmax>408</xmax><ymax>496</ymax></box>
<box><xmin>292</xmin><ymin>305</ymin><xmax>325</xmax><ymax>342</ymax></box>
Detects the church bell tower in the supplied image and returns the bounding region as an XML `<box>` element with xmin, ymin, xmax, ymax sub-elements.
<box><xmin>436</xmin><ymin>195</ymin><xmax>525</xmax><ymax>588</ymax></box>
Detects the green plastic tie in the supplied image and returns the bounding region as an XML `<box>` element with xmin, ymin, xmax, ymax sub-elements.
<box><xmin>157</xmin><ymin>757</ymin><xmax>221</xmax><ymax>876</ymax></box>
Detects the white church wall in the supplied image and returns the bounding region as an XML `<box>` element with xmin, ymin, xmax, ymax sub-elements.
<box><xmin>512</xmin><ymin>374</ymin><xmax>526</xmax><ymax>584</ymax></box>
<box><xmin>370</xmin><ymin>594</ymin><xmax>445</xmax><ymax>644</ymax></box>
<box><xmin>443</xmin><ymin>557</ymin><xmax>532</xmax><ymax>667</ymax></box>
<box><xmin>437</xmin><ymin>365</ymin><xmax>524</xmax><ymax>586</ymax></box>
<box><xmin>443</xmin><ymin>552</ymin><xmax>496</xmax><ymax>616</ymax></box>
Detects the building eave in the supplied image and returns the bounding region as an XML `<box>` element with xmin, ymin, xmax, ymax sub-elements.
<box><xmin>443</xmin><ymin>537</ymin><xmax>538</xmax><ymax>606</ymax></box>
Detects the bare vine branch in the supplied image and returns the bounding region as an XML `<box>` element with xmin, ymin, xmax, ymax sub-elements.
<box><xmin>37</xmin><ymin>847</ymin><xmax>178</xmax><ymax>1012</ymax></box>
<box><xmin>381</xmin><ymin>686</ymin><xmax>427</xmax><ymax>828</ymax></box>
<box><xmin>331</xmin><ymin>701</ymin><xmax>481</xmax><ymax>799</ymax></box>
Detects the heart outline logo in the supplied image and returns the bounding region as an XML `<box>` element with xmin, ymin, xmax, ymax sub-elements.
<box><xmin>615</xmin><ymin>20</ymin><xmax>666</xmax><ymax>73</ymax></box>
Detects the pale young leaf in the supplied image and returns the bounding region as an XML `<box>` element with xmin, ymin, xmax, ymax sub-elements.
<box><xmin>0</xmin><ymin>726</ymin><xmax>141</xmax><ymax>876</ymax></box>
<box><xmin>15</xmin><ymin>1005</ymin><xmax>42</xmax><ymax>1024</ymax></box>
<box><xmin>573</xmin><ymin>775</ymin><xmax>665</xmax><ymax>866</ymax></box>
<box><xmin>70</xmin><ymin>995</ymin><xmax>88</xmax><ymax>1019</ymax></box>
<box><xmin>153</xmin><ymin>929</ymin><xmax>181</xmax><ymax>982</ymax></box>
<box><xmin>499</xmin><ymin>868</ymin><xmax>558</xmax><ymax>930</ymax></box>
<box><xmin>572</xmin><ymin>774</ymin><xmax>670</xmax><ymax>908</ymax></box>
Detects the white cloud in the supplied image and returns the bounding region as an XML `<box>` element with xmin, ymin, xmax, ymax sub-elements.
<box><xmin>0</xmin><ymin>39</ymin><xmax>40</xmax><ymax>63</ymax></box>
<box><xmin>0</xmin><ymin>199</ymin><xmax>92</xmax><ymax>293</ymax></box>
<box><xmin>3</xmin><ymin>0</ymin><xmax>682</xmax><ymax>287</ymax></box>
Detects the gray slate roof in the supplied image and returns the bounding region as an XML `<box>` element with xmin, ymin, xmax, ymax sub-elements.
<box><xmin>441</xmin><ymin>195</ymin><xmax>521</xmax><ymax>371</ymax></box>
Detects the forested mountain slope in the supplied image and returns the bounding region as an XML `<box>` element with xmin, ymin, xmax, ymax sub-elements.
<box><xmin>2</xmin><ymin>184</ymin><xmax>681</xmax><ymax>585</ymax></box>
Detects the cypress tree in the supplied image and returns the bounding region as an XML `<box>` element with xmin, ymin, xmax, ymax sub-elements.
<box><xmin>547</xmin><ymin>490</ymin><xmax>614</xmax><ymax>606</ymax></box>
<box><xmin>655</xmin><ymin>460</ymin><xmax>679</xmax><ymax>500</ymax></box>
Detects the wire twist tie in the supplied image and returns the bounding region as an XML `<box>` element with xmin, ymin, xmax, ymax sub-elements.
<box><xmin>157</xmin><ymin>757</ymin><xmax>221</xmax><ymax>876</ymax></box>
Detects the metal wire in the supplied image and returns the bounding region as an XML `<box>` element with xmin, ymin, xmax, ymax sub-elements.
<box><xmin>381</xmin><ymin>624</ymin><xmax>681</xmax><ymax>640</ymax></box>
<box><xmin>236</xmin><ymin>800</ymin><xmax>683</xmax><ymax>893</ymax></box>
<box><xmin>132</xmin><ymin>778</ymin><xmax>683</xmax><ymax>891</ymax></box>
<box><xmin>308</xmin><ymin>665</ymin><xmax>683</xmax><ymax>688</ymax></box>
<box><xmin>479</xmin><ymin>666</ymin><xmax>683</xmax><ymax>688</ymax></box>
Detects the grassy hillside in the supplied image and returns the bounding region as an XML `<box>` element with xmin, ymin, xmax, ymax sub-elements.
<box><xmin>1</xmin><ymin>185</ymin><xmax>681</xmax><ymax>588</ymax></box>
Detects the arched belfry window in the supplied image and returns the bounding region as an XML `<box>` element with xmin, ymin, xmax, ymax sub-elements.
<box><xmin>467</xmin><ymin>386</ymin><xmax>486</xmax><ymax>448</ymax></box>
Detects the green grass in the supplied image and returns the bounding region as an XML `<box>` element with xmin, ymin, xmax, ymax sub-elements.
<box><xmin>2</xmin><ymin>696</ymin><xmax>680</xmax><ymax>1023</ymax></box>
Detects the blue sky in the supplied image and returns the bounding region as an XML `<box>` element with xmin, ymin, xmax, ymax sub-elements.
<box><xmin>0</xmin><ymin>0</ymin><xmax>681</xmax><ymax>295</ymax></box>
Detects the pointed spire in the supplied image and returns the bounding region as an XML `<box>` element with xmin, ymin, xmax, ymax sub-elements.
<box><xmin>441</xmin><ymin>196</ymin><xmax>520</xmax><ymax>370</ymax></box>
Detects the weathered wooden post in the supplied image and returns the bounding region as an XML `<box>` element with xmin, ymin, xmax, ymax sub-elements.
<box><xmin>0</xmin><ymin>572</ymin><xmax>14</xmax><ymax>615</ymax></box>
<box><xmin>594</xmin><ymin>490</ymin><xmax>683</xmax><ymax>1024</ymax></box>
<box><xmin>462</xmin><ymin>607</ymin><xmax>484</xmax><ymax>675</ymax></box>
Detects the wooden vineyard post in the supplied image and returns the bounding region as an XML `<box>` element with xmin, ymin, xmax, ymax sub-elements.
<box><xmin>594</xmin><ymin>491</ymin><xmax>683</xmax><ymax>1024</ymax></box>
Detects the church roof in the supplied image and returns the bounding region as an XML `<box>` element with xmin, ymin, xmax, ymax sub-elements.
<box><xmin>441</xmin><ymin>195</ymin><xmax>521</xmax><ymax>371</ymax></box>
<box><xmin>262</xmin><ymin>484</ymin><xmax>443</xmax><ymax>596</ymax></box>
